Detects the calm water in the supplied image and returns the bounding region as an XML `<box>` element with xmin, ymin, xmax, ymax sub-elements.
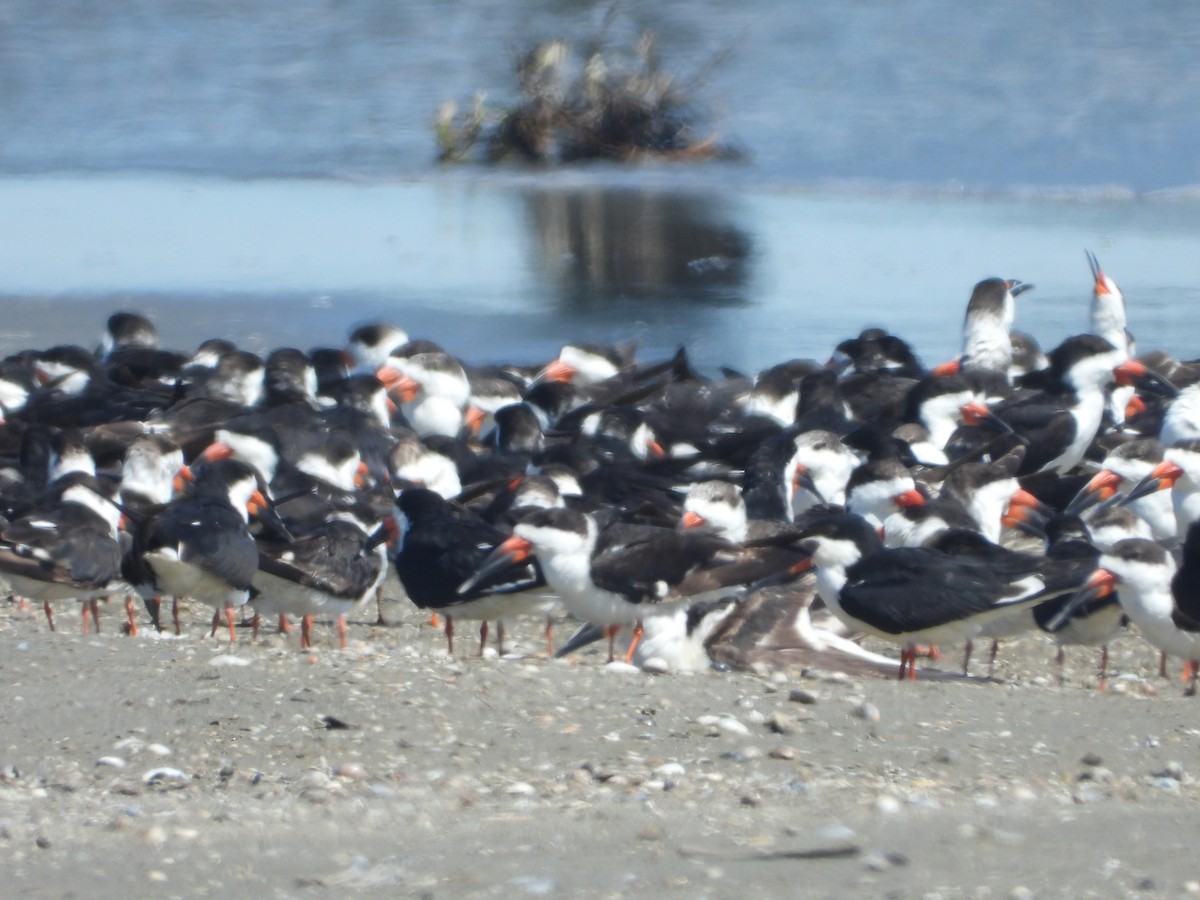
<box><xmin>2</xmin><ymin>2</ymin><xmax>1200</xmax><ymax>371</ymax></box>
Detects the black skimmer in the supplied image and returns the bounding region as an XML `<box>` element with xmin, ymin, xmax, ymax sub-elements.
<box><xmin>252</xmin><ymin>506</ymin><xmax>388</xmax><ymax>649</ymax></box>
<box><xmin>378</xmin><ymin>349</ymin><xmax>472</xmax><ymax>439</ymax></box>
<box><xmin>346</xmin><ymin>322</ymin><xmax>409</xmax><ymax>376</ymax></box>
<box><xmin>1122</xmin><ymin>440</ymin><xmax>1200</xmax><ymax>545</ymax></box>
<box><xmin>0</xmin><ymin>472</ymin><xmax>122</xmax><ymax>634</ymax></box>
<box><xmin>968</xmin><ymin>334</ymin><xmax>1164</xmax><ymax>476</ymax></box>
<box><xmin>844</xmin><ymin>458</ymin><xmax>925</xmax><ymax>529</ymax></box>
<box><xmin>1085</xmin><ymin>250</ymin><xmax>1137</xmax><ymax>424</ymax></box>
<box><xmin>1050</xmin><ymin>531</ymin><xmax>1200</xmax><ymax>694</ymax></box>
<box><xmin>465</xmin><ymin>506</ymin><xmax>740</xmax><ymax>662</ymax></box>
<box><xmin>126</xmin><ymin>459</ymin><xmax>274</xmax><ymax>641</ymax></box>
<box><xmin>387</xmin><ymin>488</ymin><xmax>551</xmax><ymax>657</ymax></box>
<box><xmin>1160</xmin><ymin>384</ymin><xmax>1200</xmax><ymax>447</ymax></box>
<box><xmin>958</xmin><ymin>277</ymin><xmax>1034</xmax><ymax>390</ymax></box>
<box><xmin>789</xmin><ymin>513</ymin><xmax>1077</xmax><ymax>679</ymax></box>
<box><xmin>1066</xmin><ymin>438</ymin><xmax>1176</xmax><ymax>544</ymax></box>
<box><xmin>1030</xmin><ymin>512</ymin><xmax>1143</xmax><ymax>689</ymax></box>
<box><xmin>621</xmin><ymin>589</ymin><xmax>900</xmax><ymax>677</ymax></box>
<box><xmin>118</xmin><ymin>432</ymin><xmax>187</xmax><ymax>634</ymax></box>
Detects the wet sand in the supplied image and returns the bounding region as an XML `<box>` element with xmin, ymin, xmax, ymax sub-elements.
<box><xmin>3</xmin><ymin>588</ymin><xmax>1199</xmax><ymax>899</ymax></box>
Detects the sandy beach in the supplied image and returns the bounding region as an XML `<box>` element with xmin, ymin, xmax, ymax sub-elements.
<box><xmin>3</xmin><ymin>586</ymin><xmax>1199</xmax><ymax>900</ymax></box>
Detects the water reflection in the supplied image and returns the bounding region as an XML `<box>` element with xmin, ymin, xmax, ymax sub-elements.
<box><xmin>523</xmin><ymin>189</ymin><xmax>751</xmax><ymax>306</ymax></box>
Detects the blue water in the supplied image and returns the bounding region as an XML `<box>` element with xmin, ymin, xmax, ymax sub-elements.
<box><xmin>2</xmin><ymin>2</ymin><xmax>1199</xmax><ymax>370</ymax></box>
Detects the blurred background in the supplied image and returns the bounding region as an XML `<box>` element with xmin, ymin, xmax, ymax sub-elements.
<box><xmin>2</xmin><ymin>1</ymin><xmax>1199</xmax><ymax>370</ymax></box>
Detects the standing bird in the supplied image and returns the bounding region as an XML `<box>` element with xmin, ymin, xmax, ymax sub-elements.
<box><xmin>1050</xmin><ymin>529</ymin><xmax>1200</xmax><ymax>695</ymax></box>
<box><xmin>465</xmin><ymin>507</ymin><xmax>740</xmax><ymax>663</ymax></box>
<box><xmin>386</xmin><ymin>488</ymin><xmax>550</xmax><ymax>656</ymax></box>
<box><xmin>126</xmin><ymin>459</ymin><xmax>268</xmax><ymax>641</ymax></box>
<box><xmin>0</xmin><ymin>473</ymin><xmax>122</xmax><ymax>634</ymax></box>
<box><xmin>787</xmin><ymin>513</ymin><xmax>1077</xmax><ymax>679</ymax></box>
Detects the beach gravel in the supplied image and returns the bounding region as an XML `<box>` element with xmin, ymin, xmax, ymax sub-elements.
<box><xmin>3</xmin><ymin>594</ymin><xmax>1200</xmax><ymax>897</ymax></box>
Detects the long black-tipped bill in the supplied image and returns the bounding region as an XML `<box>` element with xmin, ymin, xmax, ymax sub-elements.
<box><xmin>458</xmin><ymin>535</ymin><xmax>535</xmax><ymax>596</ymax></box>
<box><xmin>1043</xmin><ymin>568</ymin><xmax>1118</xmax><ymax>632</ymax></box>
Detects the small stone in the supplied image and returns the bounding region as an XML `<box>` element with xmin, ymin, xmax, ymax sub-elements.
<box><xmin>1009</xmin><ymin>888</ymin><xmax>1034</xmax><ymax>900</ymax></box>
<box><xmin>603</xmin><ymin>661</ymin><xmax>641</xmax><ymax>675</ymax></box>
<box><xmin>209</xmin><ymin>655</ymin><xmax>251</xmax><ymax>667</ymax></box>
<box><xmin>854</xmin><ymin>702</ymin><xmax>881</xmax><ymax>722</ymax></box>
<box><xmin>821</xmin><ymin>825</ymin><xmax>857</xmax><ymax>843</ymax></box>
<box><xmin>506</xmin><ymin>782</ymin><xmax>537</xmax><ymax>796</ymax></box>
<box><xmin>1081</xmin><ymin>751</ymin><xmax>1103</xmax><ymax>767</ymax></box>
<box><xmin>640</xmin><ymin>657</ymin><xmax>669</xmax><ymax>675</ymax></box>
<box><xmin>862</xmin><ymin>852</ymin><xmax>892</xmax><ymax>872</ymax></box>
<box><xmin>767</xmin><ymin>712</ymin><xmax>802</xmax><ymax>735</ymax></box>
<box><xmin>334</xmin><ymin>763</ymin><xmax>367</xmax><ymax>780</ymax></box>
<box><xmin>509</xmin><ymin>875</ymin><xmax>557</xmax><ymax>896</ymax></box>
<box><xmin>146</xmin><ymin>744</ymin><xmax>171</xmax><ymax>757</ymax></box>
<box><xmin>769</xmin><ymin>746</ymin><xmax>796</xmax><ymax>761</ymax></box>
<box><xmin>653</xmin><ymin>762</ymin><xmax>685</xmax><ymax>778</ymax></box>
<box><xmin>35</xmin><ymin>835</ymin><xmax>51</xmax><ymax>849</ymax></box>
<box><xmin>739</xmin><ymin>793</ymin><xmax>761</xmax><ymax>807</ymax></box>
<box><xmin>715</xmin><ymin>716</ymin><xmax>751</xmax><ymax>737</ymax></box>
<box><xmin>1160</xmin><ymin>761</ymin><xmax>1186</xmax><ymax>780</ymax></box>
<box><xmin>932</xmin><ymin>747</ymin><xmax>956</xmax><ymax>765</ymax></box>
<box><xmin>874</xmin><ymin>795</ymin><xmax>902</xmax><ymax>815</ymax></box>
<box><xmin>1150</xmin><ymin>776</ymin><xmax>1180</xmax><ymax>790</ymax></box>
<box><xmin>788</xmin><ymin>689</ymin><xmax>819</xmax><ymax>705</ymax></box>
<box><xmin>142</xmin><ymin>767</ymin><xmax>188</xmax><ymax>785</ymax></box>
<box><xmin>296</xmin><ymin>770</ymin><xmax>332</xmax><ymax>791</ymax></box>
<box><xmin>96</xmin><ymin>757</ymin><xmax>127</xmax><ymax>770</ymax></box>
<box><xmin>723</xmin><ymin>746</ymin><xmax>762</xmax><ymax>763</ymax></box>
<box><xmin>147</xmin><ymin>871</ymin><xmax>167</xmax><ymax>883</ymax></box>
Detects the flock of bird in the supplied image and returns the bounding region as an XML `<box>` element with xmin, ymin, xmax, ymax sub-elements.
<box><xmin>4</xmin><ymin>250</ymin><xmax>1200</xmax><ymax>692</ymax></box>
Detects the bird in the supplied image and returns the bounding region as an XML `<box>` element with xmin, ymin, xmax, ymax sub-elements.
<box><xmin>786</xmin><ymin>513</ymin><xmax>1080</xmax><ymax>679</ymax></box>
<box><xmin>251</xmin><ymin>506</ymin><xmax>388</xmax><ymax>649</ymax></box>
<box><xmin>386</xmin><ymin>488</ymin><xmax>551</xmax><ymax>657</ymax></box>
<box><xmin>463</xmin><ymin>507</ymin><xmax>740</xmax><ymax>663</ymax></box>
<box><xmin>125</xmin><ymin>459</ymin><xmax>272</xmax><ymax>641</ymax></box>
<box><xmin>1049</xmin><ymin>528</ymin><xmax>1200</xmax><ymax>695</ymax></box>
<box><xmin>0</xmin><ymin>472</ymin><xmax>122</xmax><ymax>634</ymax></box>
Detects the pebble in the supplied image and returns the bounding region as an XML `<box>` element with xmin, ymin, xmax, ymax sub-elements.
<box><xmin>854</xmin><ymin>702</ymin><xmax>881</xmax><ymax>722</ymax></box>
<box><xmin>653</xmin><ymin>762</ymin><xmax>686</xmax><ymax>779</ymax></box>
<box><xmin>723</xmin><ymin>746</ymin><xmax>762</xmax><ymax>763</ymax></box>
<box><xmin>510</xmin><ymin>875</ymin><xmax>557</xmax><ymax>896</ymax></box>
<box><xmin>640</xmin><ymin>657</ymin><xmax>669</xmax><ymax>675</ymax></box>
<box><xmin>147</xmin><ymin>744</ymin><xmax>172</xmax><ymax>757</ymax></box>
<box><xmin>142</xmin><ymin>767</ymin><xmax>188</xmax><ymax>785</ymax></box>
<box><xmin>209</xmin><ymin>656</ymin><xmax>251</xmax><ymax>667</ymax></box>
<box><xmin>603</xmin><ymin>661</ymin><xmax>641</xmax><ymax>675</ymax></box>
<box><xmin>932</xmin><ymin>747</ymin><xmax>956</xmax><ymax>765</ymax></box>
<box><xmin>697</xmin><ymin>715</ymin><xmax>751</xmax><ymax>737</ymax></box>
<box><xmin>767</xmin><ymin>712</ymin><xmax>802</xmax><ymax>735</ymax></box>
<box><xmin>873</xmin><ymin>795</ymin><xmax>902</xmax><ymax>815</ymax></box>
<box><xmin>862</xmin><ymin>852</ymin><xmax>893</xmax><ymax>872</ymax></box>
<box><xmin>1080</xmin><ymin>751</ymin><xmax>1103</xmax><ymax>767</ymax></box>
<box><xmin>1156</xmin><ymin>761</ymin><xmax>1185</xmax><ymax>780</ymax></box>
<box><xmin>821</xmin><ymin>825</ymin><xmax>857</xmax><ymax>843</ymax></box>
<box><xmin>334</xmin><ymin>763</ymin><xmax>367</xmax><ymax>780</ymax></box>
<box><xmin>788</xmin><ymin>689</ymin><xmax>819</xmax><ymax>705</ymax></box>
<box><xmin>768</xmin><ymin>746</ymin><xmax>796</xmax><ymax>761</ymax></box>
<box><xmin>96</xmin><ymin>756</ymin><xmax>127</xmax><ymax>770</ymax></box>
